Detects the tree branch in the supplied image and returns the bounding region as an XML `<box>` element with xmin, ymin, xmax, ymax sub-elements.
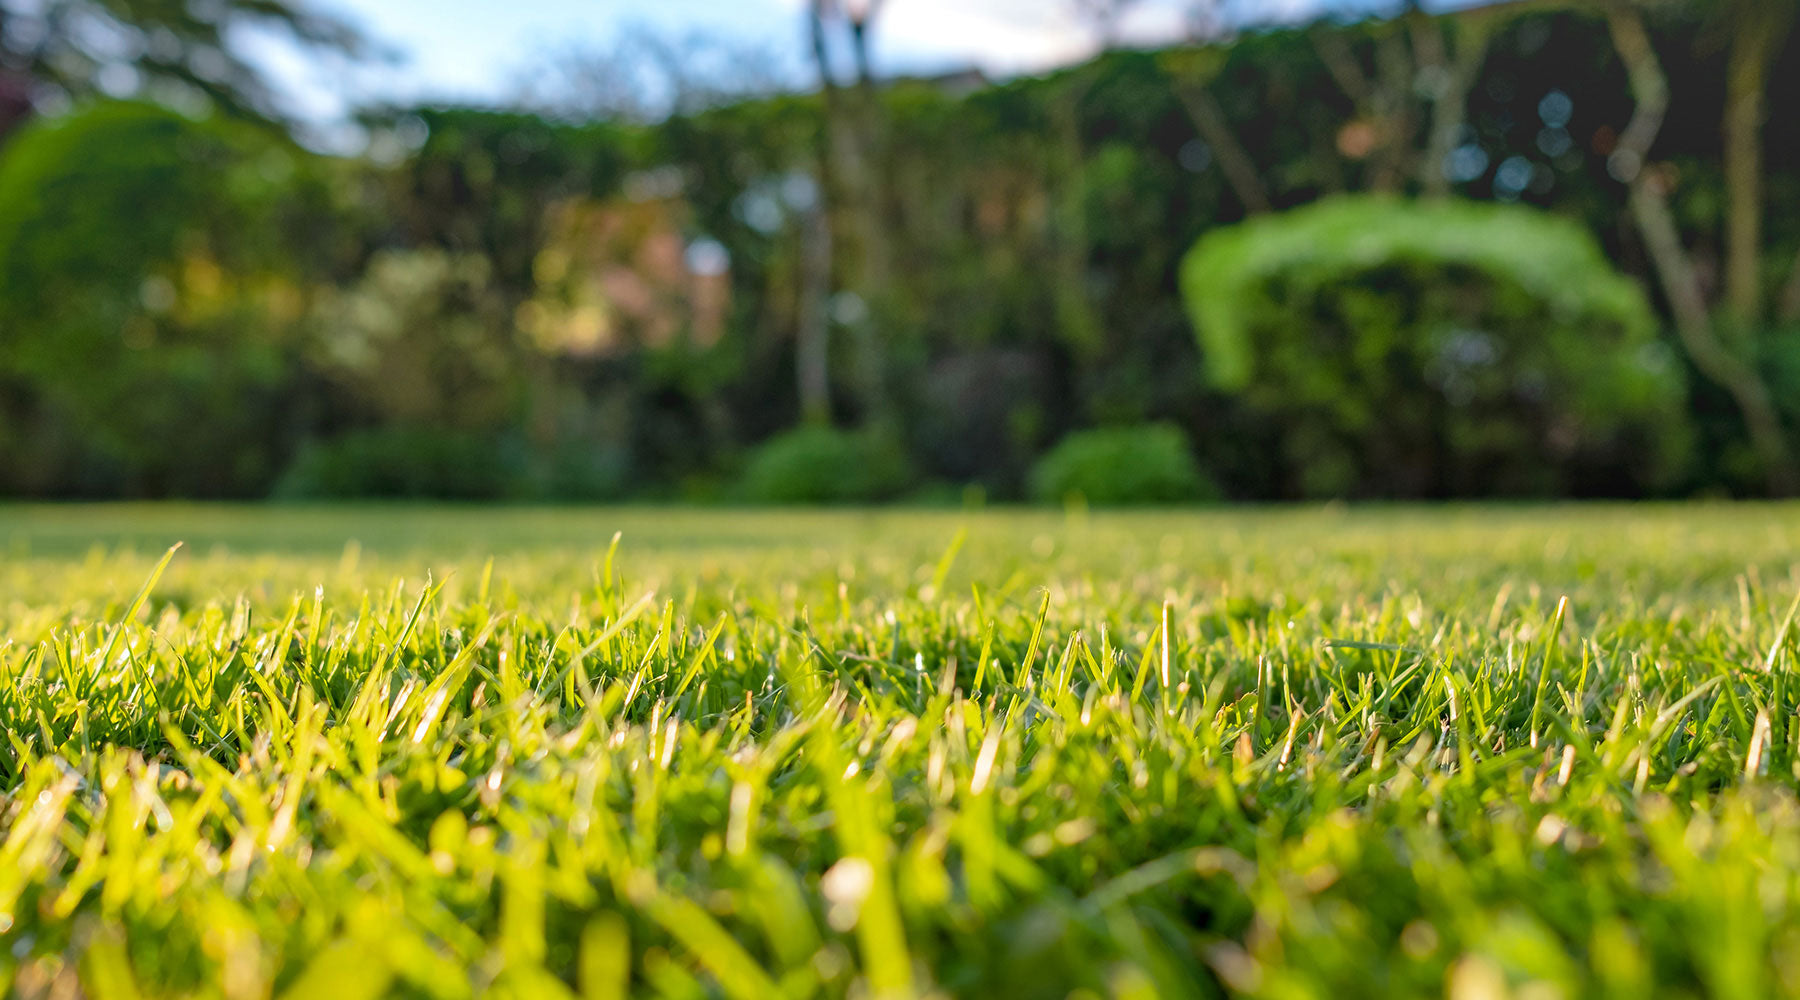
<box><xmin>1632</xmin><ymin>179</ymin><xmax>1795</xmax><ymax>493</ymax></box>
<box><xmin>1603</xmin><ymin>6</ymin><xmax>1665</xmax><ymax>185</ymax></box>
<box><xmin>1419</xmin><ymin>13</ymin><xmax>1497</xmax><ymax>198</ymax></box>
<box><xmin>1309</xmin><ymin>27</ymin><xmax>1373</xmax><ymax>107</ymax></box>
<box><xmin>1606</xmin><ymin>3</ymin><xmax>1796</xmax><ymax>494</ymax></box>
<box><xmin>797</xmin><ymin>178</ymin><xmax>833</xmax><ymax>424</ymax></box>
<box><xmin>799</xmin><ymin>0</ymin><xmax>841</xmax><ymax>425</ymax></box>
<box><xmin>1170</xmin><ymin>76</ymin><xmax>1271</xmax><ymax>214</ymax></box>
<box><xmin>1367</xmin><ymin>25</ymin><xmax>1416</xmax><ymax>193</ymax></box>
<box><xmin>1782</xmin><ymin>247</ymin><xmax>1800</xmax><ymax>325</ymax></box>
<box><xmin>809</xmin><ymin>0</ymin><xmax>890</xmax><ymax>420</ymax></box>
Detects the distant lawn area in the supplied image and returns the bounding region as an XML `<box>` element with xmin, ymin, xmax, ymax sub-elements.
<box><xmin>5</xmin><ymin>503</ymin><xmax>1800</xmax><ymax>998</ymax></box>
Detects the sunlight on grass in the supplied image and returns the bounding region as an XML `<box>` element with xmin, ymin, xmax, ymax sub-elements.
<box><xmin>4</xmin><ymin>504</ymin><xmax>1800</xmax><ymax>997</ymax></box>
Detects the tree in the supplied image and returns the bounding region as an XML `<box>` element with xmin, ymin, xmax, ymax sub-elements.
<box><xmin>1043</xmin><ymin>0</ymin><xmax>1142</xmax><ymax>359</ymax></box>
<box><xmin>1159</xmin><ymin>46</ymin><xmax>1271</xmax><ymax>215</ymax></box>
<box><xmin>1410</xmin><ymin>2</ymin><xmax>1507</xmax><ymax>199</ymax></box>
<box><xmin>1164</xmin><ymin>0</ymin><xmax>1524</xmax><ymax>207</ymax></box>
<box><xmin>0</xmin><ymin>0</ymin><xmax>366</xmax><ymax>142</ymax></box>
<box><xmin>0</xmin><ymin>101</ymin><xmax>340</xmax><ymax>495</ymax></box>
<box><xmin>1600</xmin><ymin>0</ymin><xmax>1798</xmax><ymax>494</ymax></box>
<box><xmin>1161</xmin><ymin>2</ymin><xmax>1272</xmax><ymax>214</ymax></box>
<box><xmin>516</xmin><ymin>27</ymin><xmax>788</xmax><ymax>123</ymax></box>
<box><xmin>806</xmin><ymin>0</ymin><xmax>892</xmax><ymax>423</ymax></box>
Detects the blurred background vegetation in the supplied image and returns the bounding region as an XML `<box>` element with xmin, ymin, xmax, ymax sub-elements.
<box><xmin>0</xmin><ymin>0</ymin><xmax>1796</xmax><ymax>503</ymax></box>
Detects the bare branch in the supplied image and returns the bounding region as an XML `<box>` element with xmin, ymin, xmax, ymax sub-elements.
<box><xmin>1631</xmin><ymin>178</ymin><xmax>1795</xmax><ymax>492</ymax></box>
<box><xmin>1309</xmin><ymin>27</ymin><xmax>1374</xmax><ymax>108</ymax></box>
<box><xmin>1367</xmin><ymin>25</ymin><xmax>1416</xmax><ymax>193</ymax></box>
<box><xmin>1417</xmin><ymin>12</ymin><xmax>1497</xmax><ymax>197</ymax></box>
<box><xmin>1606</xmin><ymin>2</ymin><xmax>1796</xmax><ymax>494</ymax></box>
<box><xmin>797</xmin><ymin>172</ymin><xmax>833</xmax><ymax>424</ymax></box>
<box><xmin>1783</xmin><ymin>249</ymin><xmax>1800</xmax><ymax>325</ymax></box>
<box><xmin>1170</xmin><ymin>76</ymin><xmax>1271</xmax><ymax>214</ymax></box>
<box><xmin>1603</xmin><ymin>6</ymin><xmax>1666</xmax><ymax>185</ymax></box>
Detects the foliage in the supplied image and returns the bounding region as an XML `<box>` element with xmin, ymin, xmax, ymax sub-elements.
<box><xmin>379</xmin><ymin>108</ymin><xmax>636</xmax><ymax>297</ymax></box>
<box><xmin>304</xmin><ymin>248</ymin><xmax>522</xmax><ymax>431</ymax></box>
<box><xmin>271</xmin><ymin>427</ymin><xmax>530</xmax><ymax>500</ymax></box>
<box><xmin>0</xmin><ymin>101</ymin><xmax>330</xmax><ymax>496</ymax></box>
<box><xmin>3</xmin><ymin>3</ymin><xmax>1798</xmax><ymax>501</ymax></box>
<box><xmin>738</xmin><ymin>425</ymin><xmax>914</xmax><ymax>504</ymax></box>
<box><xmin>1028</xmin><ymin>424</ymin><xmax>1215</xmax><ymax>505</ymax></box>
<box><xmin>0</xmin><ymin>0</ymin><xmax>364</xmax><ymax>135</ymax></box>
<box><xmin>1181</xmin><ymin>195</ymin><xmax>1693</xmax><ymax>497</ymax></box>
<box><xmin>5</xmin><ymin>506</ymin><xmax>1800</xmax><ymax>996</ymax></box>
<box><xmin>909</xmin><ymin>349</ymin><xmax>1051</xmax><ymax>495</ymax></box>
<box><xmin>274</xmin><ymin>427</ymin><xmax>636</xmax><ymax>502</ymax></box>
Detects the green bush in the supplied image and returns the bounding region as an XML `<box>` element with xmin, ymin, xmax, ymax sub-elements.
<box><xmin>273</xmin><ymin>428</ymin><xmax>529</xmax><ymax>501</ymax></box>
<box><xmin>1029</xmin><ymin>424</ymin><xmax>1215</xmax><ymax>505</ymax></box>
<box><xmin>0</xmin><ymin>101</ymin><xmax>333</xmax><ymax>497</ymax></box>
<box><xmin>303</xmin><ymin>248</ymin><xmax>522</xmax><ymax>433</ymax></box>
<box><xmin>738</xmin><ymin>425</ymin><xmax>914</xmax><ymax>504</ymax></box>
<box><xmin>1180</xmin><ymin>195</ymin><xmax>1692</xmax><ymax>498</ymax></box>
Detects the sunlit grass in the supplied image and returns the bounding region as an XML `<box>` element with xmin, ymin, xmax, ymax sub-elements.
<box><xmin>4</xmin><ymin>504</ymin><xmax>1800</xmax><ymax>998</ymax></box>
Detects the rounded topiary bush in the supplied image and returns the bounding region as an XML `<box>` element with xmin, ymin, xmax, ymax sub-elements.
<box><xmin>738</xmin><ymin>425</ymin><xmax>914</xmax><ymax>504</ymax></box>
<box><xmin>1029</xmin><ymin>424</ymin><xmax>1215</xmax><ymax>505</ymax></box>
<box><xmin>1180</xmin><ymin>195</ymin><xmax>1692</xmax><ymax>498</ymax></box>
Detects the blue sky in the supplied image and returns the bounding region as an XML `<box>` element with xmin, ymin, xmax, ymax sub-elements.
<box><xmin>252</xmin><ymin>0</ymin><xmax>1465</xmax><ymax>124</ymax></box>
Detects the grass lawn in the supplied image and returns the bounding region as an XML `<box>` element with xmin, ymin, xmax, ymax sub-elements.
<box><xmin>5</xmin><ymin>503</ymin><xmax>1800</xmax><ymax>998</ymax></box>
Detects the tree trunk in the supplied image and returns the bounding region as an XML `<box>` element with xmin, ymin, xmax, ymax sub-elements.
<box><xmin>1631</xmin><ymin>177</ymin><xmax>1795</xmax><ymax>494</ymax></box>
<box><xmin>844</xmin><ymin>8</ymin><xmax>892</xmax><ymax>421</ymax></box>
<box><xmin>801</xmin><ymin>0</ymin><xmax>841</xmax><ymax>425</ymax></box>
<box><xmin>797</xmin><ymin>184</ymin><xmax>833</xmax><ymax>424</ymax></box>
<box><xmin>1722</xmin><ymin>0</ymin><xmax>1793</xmax><ymax>329</ymax></box>
<box><xmin>0</xmin><ymin>78</ymin><xmax>29</xmax><ymax>144</ymax></box>
<box><xmin>1606</xmin><ymin>4</ymin><xmax>1797</xmax><ymax>495</ymax></box>
<box><xmin>1050</xmin><ymin>85</ymin><xmax>1104</xmax><ymax>356</ymax></box>
<box><xmin>807</xmin><ymin>1</ymin><xmax>889</xmax><ymax>423</ymax></box>
<box><xmin>1781</xmin><ymin>248</ymin><xmax>1800</xmax><ymax>325</ymax></box>
<box><xmin>0</xmin><ymin>7</ymin><xmax>33</xmax><ymax>146</ymax></box>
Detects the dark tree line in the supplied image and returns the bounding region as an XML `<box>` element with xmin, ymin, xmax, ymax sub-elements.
<box><xmin>1</xmin><ymin>1</ymin><xmax>1798</xmax><ymax>500</ymax></box>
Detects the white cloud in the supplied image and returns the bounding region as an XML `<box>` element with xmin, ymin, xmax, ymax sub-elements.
<box><xmin>762</xmin><ymin>0</ymin><xmax>1196</xmax><ymax>76</ymax></box>
<box><xmin>798</xmin><ymin>0</ymin><xmax>1354</xmax><ymax>78</ymax></box>
<box><xmin>876</xmin><ymin>0</ymin><xmax>1096</xmax><ymax>74</ymax></box>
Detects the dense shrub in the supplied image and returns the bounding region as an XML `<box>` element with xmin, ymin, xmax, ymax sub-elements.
<box><xmin>304</xmin><ymin>249</ymin><xmax>522</xmax><ymax>432</ymax></box>
<box><xmin>273</xmin><ymin>428</ymin><xmax>530</xmax><ymax>500</ymax></box>
<box><xmin>1181</xmin><ymin>196</ymin><xmax>1693</xmax><ymax>498</ymax></box>
<box><xmin>738</xmin><ymin>425</ymin><xmax>914</xmax><ymax>504</ymax></box>
<box><xmin>1029</xmin><ymin>424</ymin><xmax>1215</xmax><ymax>505</ymax></box>
<box><xmin>0</xmin><ymin>101</ymin><xmax>332</xmax><ymax>496</ymax></box>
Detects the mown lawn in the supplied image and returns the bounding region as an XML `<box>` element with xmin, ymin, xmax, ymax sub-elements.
<box><xmin>4</xmin><ymin>503</ymin><xmax>1800</xmax><ymax>999</ymax></box>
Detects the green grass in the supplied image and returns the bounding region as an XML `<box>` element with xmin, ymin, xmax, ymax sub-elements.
<box><xmin>6</xmin><ymin>503</ymin><xmax>1800</xmax><ymax>999</ymax></box>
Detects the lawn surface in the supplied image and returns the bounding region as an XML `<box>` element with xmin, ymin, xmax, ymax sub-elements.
<box><xmin>5</xmin><ymin>503</ymin><xmax>1800</xmax><ymax>998</ymax></box>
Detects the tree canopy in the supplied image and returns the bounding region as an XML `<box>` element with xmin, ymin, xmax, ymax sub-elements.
<box><xmin>0</xmin><ymin>0</ymin><xmax>365</xmax><ymax>139</ymax></box>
